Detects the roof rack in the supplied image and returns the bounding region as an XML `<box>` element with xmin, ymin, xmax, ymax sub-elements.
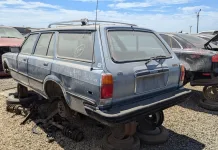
<box><xmin>48</xmin><ymin>18</ymin><xmax>137</xmax><ymax>28</ymax></box>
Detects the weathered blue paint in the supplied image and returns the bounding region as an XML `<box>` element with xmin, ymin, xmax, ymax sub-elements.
<box><xmin>2</xmin><ymin>24</ymin><xmax>191</xmax><ymax>125</ymax></box>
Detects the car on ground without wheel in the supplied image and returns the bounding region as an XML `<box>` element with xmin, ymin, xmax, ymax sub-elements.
<box><xmin>2</xmin><ymin>19</ymin><xmax>191</xmax><ymax>148</ymax></box>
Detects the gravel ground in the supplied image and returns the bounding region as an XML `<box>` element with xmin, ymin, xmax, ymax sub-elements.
<box><xmin>0</xmin><ymin>77</ymin><xmax>218</xmax><ymax>150</ymax></box>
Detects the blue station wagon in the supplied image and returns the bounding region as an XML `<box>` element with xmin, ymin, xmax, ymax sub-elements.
<box><xmin>2</xmin><ymin>19</ymin><xmax>191</xmax><ymax>126</ymax></box>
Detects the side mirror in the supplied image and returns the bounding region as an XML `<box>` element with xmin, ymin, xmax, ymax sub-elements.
<box><xmin>10</xmin><ymin>47</ymin><xmax>21</xmax><ymax>53</ymax></box>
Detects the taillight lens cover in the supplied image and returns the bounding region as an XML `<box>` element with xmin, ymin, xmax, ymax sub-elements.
<box><xmin>101</xmin><ymin>84</ymin><xmax>113</xmax><ymax>99</ymax></box>
<box><xmin>101</xmin><ymin>74</ymin><xmax>113</xmax><ymax>99</ymax></box>
<box><xmin>179</xmin><ymin>64</ymin><xmax>185</xmax><ymax>86</ymax></box>
<box><xmin>212</xmin><ymin>54</ymin><xmax>218</xmax><ymax>62</ymax></box>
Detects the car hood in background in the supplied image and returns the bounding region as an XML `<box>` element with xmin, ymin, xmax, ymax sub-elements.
<box><xmin>0</xmin><ymin>38</ymin><xmax>24</xmax><ymax>47</ymax></box>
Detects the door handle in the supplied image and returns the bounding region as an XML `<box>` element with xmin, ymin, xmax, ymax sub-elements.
<box><xmin>43</xmin><ymin>63</ymin><xmax>48</xmax><ymax>66</ymax></box>
<box><xmin>23</xmin><ymin>58</ymin><xmax>26</xmax><ymax>61</ymax></box>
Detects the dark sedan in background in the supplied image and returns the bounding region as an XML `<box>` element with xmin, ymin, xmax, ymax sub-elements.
<box><xmin>159</xmin><ymin>33</ymin><xmax>218</xmax><ymax>97</ymax></box>
<box><xmin>160</xmin><ymin>33</ymin><xmax>218</xmax><ymax>101</ymax></box>
<box><xmin>160</xmin><ymin>33</ymin><xmax>218</xmax><ymax>103</ymax></box>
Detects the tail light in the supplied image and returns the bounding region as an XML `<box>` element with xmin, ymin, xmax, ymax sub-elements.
<box><xmin>100</xmin><ymin>73</ymin><xmax>113</xmax><ymax>105</ymax></box>
<box><xmin>179</xmin><ymin>64</ymin><xmax>185</xmax><ymax>86</ymax></box>
<box><xmin>212</xmin><ymin>54</ymin><xmax>218</xmax><ymax>62</ymax></box>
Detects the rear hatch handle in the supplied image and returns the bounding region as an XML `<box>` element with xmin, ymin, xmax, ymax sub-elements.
<box><xmin>135</xmin><ymin>68</ymin><xmax>169</xmax><ymax>78</ymax></box>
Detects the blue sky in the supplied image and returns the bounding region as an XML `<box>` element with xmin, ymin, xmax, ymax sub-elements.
<box><xmin>0</xmin><ymin>0</ymin><xmax>218</xmax><ymax>33</ymax></box>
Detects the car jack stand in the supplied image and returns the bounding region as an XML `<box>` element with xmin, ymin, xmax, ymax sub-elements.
<box><xmin>136</xmin><ymin>118</ymin><xmax>169</xmax><ymax>145</ymax></box>
<box><xmin>102</xmin><ymin>122</ymin><xmax>140</xmax><ymax>150</ymax></box>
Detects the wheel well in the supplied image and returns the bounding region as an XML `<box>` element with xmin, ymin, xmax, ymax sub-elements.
<box><xmin>45</xmin><ymin>81</ymin><xmax>64</xmax><ymax>100</ymax></box>
<box><xmin>3</xmin><ymin>62</ymin><xmax>8</xmax><ymax>69</ymax></box>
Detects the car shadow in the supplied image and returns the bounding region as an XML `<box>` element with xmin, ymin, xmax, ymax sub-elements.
<box><xmin>27</xmin><ymin>111</ymin><xmax>205</xmax><ymax>150</ymax></box>
<box><xmin>0</xmin><ymin>76</ymin><xmax>11</xmax><ymax>79</ymax></box>
<box><xmin>142</xmin><ymin>129</ymin><xmax>205</xmax><ymax>150</ymax></box>
<box><xmin>178</xmin><ymin>90</ymin><xmax>218</xmax><ymax>116</ymax></box>
<box><xmin>30</xmin><ymin>116</ymin><xmax>109</xmax><ymax>150</ymax></box>
<box><xmin>30</xmin><ymin>117</ymin><xmax>205</xmax><ymax>150</ymax></box>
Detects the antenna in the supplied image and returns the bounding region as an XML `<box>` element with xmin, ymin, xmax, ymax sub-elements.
<box><xmin>90</xmin><ymin>0</ymin><xmax>99</xmax><ymax>71</ymax></box>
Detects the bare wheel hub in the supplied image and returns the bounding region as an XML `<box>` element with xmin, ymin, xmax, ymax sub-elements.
<box><xmin>57</xmin><ymin>101</ymin><xmax>67</xmax><ymax>118</ymax></box>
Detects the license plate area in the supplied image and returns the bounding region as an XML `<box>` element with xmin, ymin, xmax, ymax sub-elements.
<box><xmin>135</xmin><ymin>72</ymin><xmax>169</xmax><ymax>94</ymax></box>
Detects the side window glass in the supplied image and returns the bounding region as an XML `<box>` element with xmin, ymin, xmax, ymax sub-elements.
<box><xmin>21</xmin><ymin>34</ymin><xmax>38</xmax><ymax>54</ymax></box>
<box><xmin>160</xmin><ymin>34</ymin><xmax>171</xmax><ymax>46</ymax></box>
<box><xmin>47</xmin><ymin>34</ymin><xmax>55</xmax><ymax>57</ymax></box>
<box><xmin>170</xmin><ymin>37</ymin><xmax>181</xmax><ymax>49</ymax></box>
<box><xmin>57</xmin><ymin>33</ymin><xmax>93</xmax><ymax>61</ymax></box>
<box><xmin>34</xmin><ymin>33</ymin><xmax>52</xmax><ymax>56</ymax></box>
<box><xmin>160</xmin><ymin>34</ymin><xmax>180</xmax><ymax>49</ymax></box>
<box><xmin>173</xmin><ymin>36</ymin><xmax>195</xmax><ymax>49</ymax></box>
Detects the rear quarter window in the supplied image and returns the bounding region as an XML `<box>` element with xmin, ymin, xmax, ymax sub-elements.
<box><xmin>57</xmin><ymin>32</ymin><xmax>93</xmax><ymax>62</ymax></box>
<box><xmin>34</xmin><ymin>33</ymin><xmax>53</xmax><ymax>56</ymax></box>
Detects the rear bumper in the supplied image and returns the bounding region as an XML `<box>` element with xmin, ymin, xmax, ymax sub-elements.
<box><xmin>190</xmin><ymin>77</ymin><xmax>218</xmax><ymax>86</ymax></box>
<box><xmin>85</xmin><ymin>88</ymin><xmax>191</xmax><ymax>126</ymax></box>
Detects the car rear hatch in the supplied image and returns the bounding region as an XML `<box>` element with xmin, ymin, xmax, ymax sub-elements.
<box><xmin>100</xmin><ymin>28</ymin><xmax>181</xmax><ymax>108</ymax></box>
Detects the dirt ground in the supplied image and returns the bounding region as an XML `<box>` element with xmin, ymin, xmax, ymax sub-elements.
<box><xmin>0</xmin><ymin>77</ymin><xmax>218</xmax><ymax>150</ymax></box>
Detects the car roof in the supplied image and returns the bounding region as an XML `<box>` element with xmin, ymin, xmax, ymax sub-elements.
<box><xmin>32</xmin><ymin>24</ymin><xmax>154</xmax><ymax>33</ymax></box>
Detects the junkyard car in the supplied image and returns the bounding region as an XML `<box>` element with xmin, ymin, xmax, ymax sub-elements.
<box><xmin>0</xmin><ymin>26</ymin><xmax>24</xmax><ymax>76</ymax></box>
<box><xmin>160</xmin><ymin>33</ymin><xmax>218</xmax><ymax>86</ymax></box>
<box><xmin>160</xmin><ymin>33</ymin><xmax>218</xmax><ymax>102</ymax></box>
<box><xmin>2</xmin><ymin>20</ymin><xmax>190</xmax><ymax>125</ymax></box>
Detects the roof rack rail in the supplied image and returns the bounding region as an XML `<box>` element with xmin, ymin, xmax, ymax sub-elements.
<box><xmin>48</xmin><ymin>18</ymin><xmax>137</xmax><ymax>28</ymax></box>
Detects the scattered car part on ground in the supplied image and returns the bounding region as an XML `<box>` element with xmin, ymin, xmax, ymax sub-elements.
<box><xmin>2</xmin><ymin>19</ymin><xmax>191</xmax><ymax>149</ymax></box>
<box><xmin>5</xmin><ymin>88</ymin><xmax>85</xmax><ymax>143</ymax></box>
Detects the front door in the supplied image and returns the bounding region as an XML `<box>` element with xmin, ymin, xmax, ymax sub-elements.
<box><xmin>17</xmin><ymin>34</ymin><xmax>39</xmax><ymax>85</ymax></box>
<box><xmin>28</xmin><ymin>32</ymin><xmax>55</xmax><ymax>92</ymax></box>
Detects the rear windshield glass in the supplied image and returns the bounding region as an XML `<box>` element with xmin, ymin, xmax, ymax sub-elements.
<box><xmin>172</xmin><ymin>35</ymin><xmax>195</xmax><ymax>49</ymax></box>
<box><xmin>107</xmin><ymin>31</ymin><xmax>171</xmax><ymax>62</ymax></box>
<box><xmin>176</xmin><ymin>34</ymin><xmax>218</xmax><ymax>49</ymax></box>
<box><xmin>0</xmin><ymin>27</ymin><xmax>23</xmax><ymax>39</ymax></box>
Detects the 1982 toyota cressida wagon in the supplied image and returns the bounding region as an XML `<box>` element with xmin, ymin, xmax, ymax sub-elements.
<box><xmin>2</xmin><ymin>19</ymin><xmax>191</xmax><ymax>125</ymax></box>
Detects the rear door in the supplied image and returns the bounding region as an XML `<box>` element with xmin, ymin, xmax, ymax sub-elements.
<box><xmin>28</xmin><ymin>32</ymin><xmax>55</xmax><ymax>92</ymax></box>
<box><xmin>102</xmin><ymin>28</ymin><xmax>180</xmax><ymax>102</ymax></box>
<box><xmin>17</xmin><ymin>34</ymin><xmax>38</xmax><ymax>85</ymax></box>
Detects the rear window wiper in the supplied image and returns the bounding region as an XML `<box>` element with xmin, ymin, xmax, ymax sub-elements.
<box><xmin>145</xmin><ymin>55</ymin><xmax>170</xmax><ymax>65</ymax></box>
